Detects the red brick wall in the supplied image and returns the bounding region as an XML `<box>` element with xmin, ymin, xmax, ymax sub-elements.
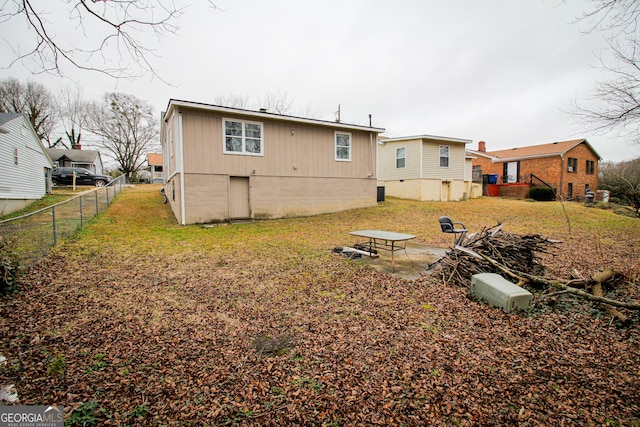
<box><xmin>560</xmin><ymin>144</ymin><xmax>599</xmax><ymax>199</ymax></box>
<box><xmin>498</xmin><ymin>183</ymin><xmax>531</xmax><ymax>199</ymax></box>
<box><xmin>471</xmin><ymin>142</ymin><xmax>599</xmax><ymax>199</ymax></box>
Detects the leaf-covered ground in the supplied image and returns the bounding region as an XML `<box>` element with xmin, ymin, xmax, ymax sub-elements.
<box><xmin>1</xmin><ymin>185</ymin><xmax>639</xmax><ymax>426</ymax></box>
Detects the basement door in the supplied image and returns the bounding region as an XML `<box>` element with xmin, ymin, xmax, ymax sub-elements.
<box><xmin>229</xmin><ymin>176</ymin><xmax>250</xmax><ymax>219</ymax></box>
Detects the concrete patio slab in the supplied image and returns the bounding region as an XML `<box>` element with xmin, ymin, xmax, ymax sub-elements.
<box><xmin>348</xmin><ymin>241</ymin><xmax>450</xmax><ymax>281</ymax></box>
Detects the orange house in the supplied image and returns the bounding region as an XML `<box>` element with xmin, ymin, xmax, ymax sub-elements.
<box><xmin>468</xmin><ymin>139</ymin><xmax>601</xmax><ymax>200</ymax></box>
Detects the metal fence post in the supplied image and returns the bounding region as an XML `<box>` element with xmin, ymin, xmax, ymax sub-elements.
<box><xmin>52</xmin><ymin>205</ymin><xmax>57</xmax><ymax>246</ymax></box>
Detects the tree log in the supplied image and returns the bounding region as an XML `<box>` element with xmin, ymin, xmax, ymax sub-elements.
<box><xmin>591</xmin><ymin>270</ymin><xmax>629</xmax><ymax>323</ymax></box>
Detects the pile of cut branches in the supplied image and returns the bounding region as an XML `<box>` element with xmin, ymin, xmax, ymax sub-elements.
<box><xmin>438</xmin><ymin>223</ymin><xmax>640</xmax><ymax>322</ymax></box>
<box><xmin>439</xmin><ymin>223</ymin><xmax>556</xmax><ymax>288</ymax></box>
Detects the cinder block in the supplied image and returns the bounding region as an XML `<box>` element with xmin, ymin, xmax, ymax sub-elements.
<box><xmin>470</xmin><ymin>273</ymin><xmax>532</xmax><ymax>313</ymax></box>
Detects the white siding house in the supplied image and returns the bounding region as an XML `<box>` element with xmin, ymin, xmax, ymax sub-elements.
<box><xmin>0</xmin><ymin>113</ymin><xmax>54</xmax><ymax>215</ymax></box>
<box><xmin>377</xmin><ymin>134</ymin><xmax>473</xmax><ymax>201</ymax></box>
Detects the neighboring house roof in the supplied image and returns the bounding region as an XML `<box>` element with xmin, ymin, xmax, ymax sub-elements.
<box><xmin>46</xmin><ymin>148</ymin><xmax>101</xmax><ymax>164</ymax></box>
<box><xmin>0</xmin><ymin>112</ymin><xmax>23</xmax><ymax>127</ymax></box>
<box><xmin>147</xmin><ymin>153</ymin><xmax>163</xmax><ymax>166</ymax></box>
<box><xmin>467</xmin><ymin>139</ymin><xmax>602</xmax><ymax>162</ymax></box>
<box><xmin>164</xmin><ymin>99</ymin><xmax>386</xmax><ymax>133</ymax></box>
<box><xmin>0</xmin><ymin>113</ymin><xmax>53</xmax><ymax>166</ymax></box>
<box><xmin>0</xmin><ymin>113</ymin><xmax>24</xmax><ymax>134</ymax></box>
<box><xmin>379</xmin><ymin>134</ymin><xmax>472</xmax><ymax>145</ymax></box>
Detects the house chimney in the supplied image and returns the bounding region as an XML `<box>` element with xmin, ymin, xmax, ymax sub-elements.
<box><xmin>72</xmin><ymin>144</ymin><xmax>82</xmax><ymax>150</ymax></box>
<box><xmin>478</xmin><ymin>141</ymin><xmax>486</xmax><ymax>152</ymax></box>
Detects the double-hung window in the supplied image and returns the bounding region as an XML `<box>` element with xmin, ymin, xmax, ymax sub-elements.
<box><xmin>439</xmin><ymin>145</ymin><xmax>450</xmax><ymax>168</ymax></box>
<box><xmin>586</xmin><ymin>160</ymin><xmax>595</xmax><ymax>175</ymax></box>
<box><xmin>396</xmin><ymin>147</ymin><xmax>406</xmax><ymax>168</ymax></box>
<box><xmin>567</xmin><ymin>157</ymin><xmax>578</xmax><ymax>173</ymax></box>
<box><xmin>224</xmin><ymin>119</ymin><xmax>263</xmax><ymax>155</ymax></box>
<box><xmin>335</xmin><ymin>132</ymin><xmax>351</xmax><ymax>161</ymax></box>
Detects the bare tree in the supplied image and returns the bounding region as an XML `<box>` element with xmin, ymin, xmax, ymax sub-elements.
<box><xmin>260</xmin><ymin>91</ymin><xmax>294</xmax><ymax>114</ymax></box>
<box><xmin>574</xmin><ymin>0</ymin><xmax>639</xmax><ymax>35</ymax></box>
<box><xmin>86</xmin><ymin>92</ymin><xmax>158</xmax><ymax>180</ymax></box>
<box><xmin>0</xmin><ymin>77</ymin><xmax>57</xmax><ymax>144</ymax></box>
<box><xmin>599</xmin><ymin>157</ymin><xmax>640</xmax><ymax>216</ymax></box>
<box><xmin>0</xmin><ymin>1</ymin><xmax>218</xmax><ymax>81</ymax></box>
<box><xmin>568</xmin><ymin>0</ymin><xmax>640</xmax><ymax>143</ymax></box>
<box><xmin>55</xmin><ymin>85</ymin><xmax>89</xmax><ymax>149</ymax></box>
<box><xmin>213</xmin><ymin>91</ymin><xmax>318</xmax><ymax>118</ymax></box>
<box><xmin>213</xmin><ymin>93</ymin><xmax>251</xmax><ymax>109</ymax></box>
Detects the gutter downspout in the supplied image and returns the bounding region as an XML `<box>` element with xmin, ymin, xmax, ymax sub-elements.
<box><xmin>178</xmin><ymin>112</ymin><xmax>186</xmax><ymax>225</ymax></box>
<box><xmin>369</xmin><ymin>132</ymin><xmax>375</xmax><ymax>178</ymax></box>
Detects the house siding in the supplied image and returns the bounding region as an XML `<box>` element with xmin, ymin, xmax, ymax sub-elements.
<box><xmin>0</xmin><ymin>115</ymin><xmax>52</xmax><ymax>215</ymax></box>
<box><xmin>377</xmin><ymin>139</ymin><xmax>421</xmax><ymax>180</ymax></box>
<box><xmin>378</xmin><ymin>137</ymin><xmax>470</xmax><ymax>201</ymax></box>
<box><xmin>162</xmin><ymin>104</ymin><xmax>380</xmax><ymax>224</ymax></box>
<box><xmin>421</xmin><ymin>140</ymin><xmax>465</xmax><ymax>180</ymax></box>
<box><xmin>180</xmin><ymin>108</ymin><xmax>375</xmax><ymax>178</ymax></box>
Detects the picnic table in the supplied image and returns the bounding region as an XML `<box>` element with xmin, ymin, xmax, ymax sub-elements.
<box><xmin>348</xmin><ymin>229</ymin><xmax>416</xmax><ymax>272</ymax></box>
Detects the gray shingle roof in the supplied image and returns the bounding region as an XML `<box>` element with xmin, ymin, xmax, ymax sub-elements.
<box><xmin>46</xmin><ymin>148</ymin><xmax>101</xmax><ymax>163</ymax></box>
<box><xmin>0</xmin><ymin>112</ymin><xmax>24</xmax><ymax>127</ymax></box>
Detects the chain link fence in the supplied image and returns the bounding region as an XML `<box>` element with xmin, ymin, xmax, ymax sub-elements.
<box><xmin>0</xmin><ymin>175</ymin><xmax>127</xmax><ymax>267</ymax></box>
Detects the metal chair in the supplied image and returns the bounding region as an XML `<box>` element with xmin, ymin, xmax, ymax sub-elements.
<box><xmin>439</xmin><ymin>216</ymin><xmax>468</xmax><ymax>244</ymax></box>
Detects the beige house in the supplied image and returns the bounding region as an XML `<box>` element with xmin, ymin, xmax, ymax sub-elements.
<box><xmin>161</xmin><ymin>99</ymin><xmax>385</xmax><ymax>225</ymax></box>
<box><xmin>377</xmin><ymin>134</ymin><xmax>476</xmax><ymax>201</ymax></box>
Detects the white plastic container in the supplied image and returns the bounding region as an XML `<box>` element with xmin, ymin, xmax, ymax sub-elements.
<box><xmin>470</xmin><ymin>273</ymin><xmax>532</xmax><ymax>313</ymax></box>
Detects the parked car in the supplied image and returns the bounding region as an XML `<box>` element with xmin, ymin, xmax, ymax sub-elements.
<box><xmin>52</xmin><ymin>167</ymin><xmax>112</xmax><ymax>187</ymax></box>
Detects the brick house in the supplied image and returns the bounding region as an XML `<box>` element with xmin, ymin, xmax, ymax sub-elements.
<box><xmin>468</xmin><ymin>139</ymin><xmax>601</xmax><ymax>200</ymax></box>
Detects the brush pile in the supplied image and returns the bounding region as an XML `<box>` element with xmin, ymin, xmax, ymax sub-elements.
<box><xmin>439</xmin><ymin>223</ymin><xmax>557</xmax><ymax>288</ymax></box>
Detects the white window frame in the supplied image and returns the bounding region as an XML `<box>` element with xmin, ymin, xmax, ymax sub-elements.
<box><xmin>335</xmin><ymin>131</ymin><xmax>352</xmax><ymax>161</ymax></box>
<box><xmin>167</xmin><ymin>122</ymin><xmax>174</xmax><ymax>159</ymax></box>
<box><xmin>396</xmin><ymin>147</ymin><xmax>406</xmax><ymax>169</ymax></box>
<box><xmin>439</xmin><ymin>145</ymin><xmax>450</xmax><ymax>168</ymax></box>
<box><xmin>223</xmin><ymin>118</ymin><xmax>264</xmax><ymax>156</ymax></box>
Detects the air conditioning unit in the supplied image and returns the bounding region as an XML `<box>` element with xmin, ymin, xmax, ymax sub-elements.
<box><xmin>470</xmin><ymin>273</ymin><xmax>533</xmax><ymax>313</ymax></box>
<box><xmin>567</xmin><ymin>166</ymin><xmax>574</xmax><ymax>172</ymax></box>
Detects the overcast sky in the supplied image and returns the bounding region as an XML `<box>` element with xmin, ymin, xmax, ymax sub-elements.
<box><xmin>1</xmin><ymin>0</ymin><xmax>638</xmax><ymax>162</ymax></box>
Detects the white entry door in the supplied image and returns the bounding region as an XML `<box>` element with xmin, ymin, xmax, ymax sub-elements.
<box><xmin>229</xmin><ymin>177</ymin><xmax>250</xmax><ymax>219</ymax></box>
<box><xmin>506</xmin><ymin>162</ymin><xmax>518</xmax><ymax>183</ymax></box>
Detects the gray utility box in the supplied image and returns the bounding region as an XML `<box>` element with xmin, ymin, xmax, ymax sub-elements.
<box><xmin>470</xmin><ymin>273</ymin><xmax>533</xmax><ymax>313</ymax></box>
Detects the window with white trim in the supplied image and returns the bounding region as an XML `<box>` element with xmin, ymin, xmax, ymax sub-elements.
<box><xmin>439</xmin><ymin>145</ymin><xmax>450</xmax><ymax>168</ymax></box>
<box><xmin>335</xmin><ymin>131</ymin><xmax>351</xmax><ymax>161</ymax></box>
<box><xmin>396</xmin><ymin>147</ymin><xmax>406</xmax><ymax>168</ymax></box>
<box><xmin>224</xmin><ymin>118</ymin><xmax>263</xmax><ymax>155</ymax></box>
<box><xmin>13</xmin><ymin>148</ymin><xmax>18</xmax><ymax>165</ymax></box>
<box><xmin>167</xmin><ymin>122</ymin><xmax>173</xmax><ymax>159</ymax></box>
